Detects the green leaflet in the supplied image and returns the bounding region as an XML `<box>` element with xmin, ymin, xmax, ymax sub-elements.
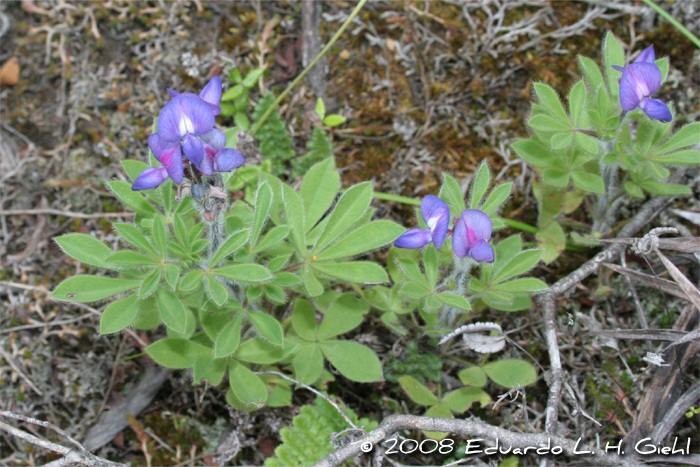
<box><xmin>319</xmin><ymin>340</ymin><xmax>382</xmax><ymax>382</ymax></box>
<box><xmin>146</xmin><ymin>337</ymin><xmax>211</xmax><ymax>369</ymax></box>
<box><xmin>314</xmin><ymin>221</ymin><xmax>404</xmax><ymax>261</ymax></box>
<box><xmin>312</xmin><ymin>182</ymin><xmax>373</xmax><ymax>254</ymax></box>
<box><xmin>52</xmin><ymin>276</ymin><xmax>140</xmax><ymax>303</ymax></box>
<box><xmin>55</xmin><ymin>234</ymin><xmax>114</xmax><ymax>269</ymax></box>
<box><xmin>300</xmin><ymin>158</ymin><xmax>339</xmax><ymax>228</ymax></box>
<box><xmin>100</xmin><ymin>294</ymin><xmax>139</xmax><ymax>334</ymax></box>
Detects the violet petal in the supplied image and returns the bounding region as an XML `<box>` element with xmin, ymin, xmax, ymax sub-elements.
<box><xmin>199</xmin><ymin>128</ymin><xmax>227</xmax><ymax>155</ymax></box>
<box><xmin>452</xmin><ymin>216</ymin><xmax>469</xmax><ymax>258</ymax></box>
<box><xmin>395</xmin><ymin>228</ymin><xmax>432</xmax><ymax>249</ymax></box>
<box><xmin>214</xmin><ymin>148</ymin><xmax>245</xmax><ymax>172</ymax></box>
<box><xmin>199</xmin><ymin>76</ymin><xmax>222</xmax><ymax>106</ymax></box>
<box><xmin>182</xmin><ymin>134</ymin><xmax>205</xmax><ymax>167</ymax></box>
<box><xmin>626</xmin><ymin>62</ymin><xmax>661</xmax><ymax>98</ymax></box>
<box><xmin>468</xmin><ymin>239</ymin><xmax>495</xmax><ymax>263</ymax></box>
<box><xmin>639</xmin><ymin>98</ymin><xmax>672</xmax><ymax>122</ymax></box>
<box><xmin>132</xmin><ymin>166</ymin><xmax>169</xmax><ymax>191</ymax></box>
<box><xmin>420</xmin><ymin>195</ymin><xmax>450</xmax><ymax>249</ymax></box>
<box><xmin>634</xmin><ymin>45</ymin><xmax>655</xmax><ymax>64</ymax></box>
<box><xmin>618</xmin><ymin>68</ymin><xmax>643</xmax><ymax>111</ymax></box>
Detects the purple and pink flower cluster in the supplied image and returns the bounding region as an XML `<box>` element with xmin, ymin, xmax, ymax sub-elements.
<box><xmin>394</xmin><ymin>195</ymin><xmax>494</xmax><ymax>263</ymax></box>
<box><xmin>132</xmin><ymin>76</ymin><xmax>245</xmax><ymax>191</ymax></box>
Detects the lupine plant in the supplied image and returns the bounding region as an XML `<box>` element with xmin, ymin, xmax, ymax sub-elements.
<box><xmin>52</xmin><ymin>72</ymin><xmax>545</xmax><ymax>411</ymax></box>
<box><xmin>512</xmin><ymin>32</ymin><xmax>700</xmax><ymax>262</ymax></box>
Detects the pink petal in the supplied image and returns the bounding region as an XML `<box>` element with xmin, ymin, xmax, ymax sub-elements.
<box><xmin>199</xmin><ymin>128</ymin><xmax>226</xmax><ymax>155</ymax></box>
<box><xmin>461</xmin><ymin>209</ymin><xmax>492</xmax><ymax>241</ymax></box>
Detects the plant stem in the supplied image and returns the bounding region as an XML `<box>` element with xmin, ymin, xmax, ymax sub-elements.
<box><xmin>250</xmin><ymin>0</ymin><xmax>368</xmax><ymax>136</ymax></box>
<box><xmin>640</xmin><ymin>0</ymin><xmax>700</xmax><ymax>48</ymax></box>
<box><xmin>498</xmin><ymin>217</ymin><xmax>538</xmax><ymax>233</ymax></box>
<box><xmin>372</xmin><ymin>191</ymin><xmax>421</xmax><ymax>205</ymax></box>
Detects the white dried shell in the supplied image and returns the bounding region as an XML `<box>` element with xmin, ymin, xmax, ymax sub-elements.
<box><xmin>439</xmin><ymin>322</ymin><xmax>506</xmax><ymax>354</ymax></box>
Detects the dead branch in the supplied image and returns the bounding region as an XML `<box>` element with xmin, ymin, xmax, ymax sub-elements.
<box><xmin>311</xmin><ymin>414</ymin><xmax>649</xmax><ymax>467</ymax></box>
<box><xmin>0</xmin><ymin>412</ymin><xmax>124</xmax><ymax>467</ymax></box>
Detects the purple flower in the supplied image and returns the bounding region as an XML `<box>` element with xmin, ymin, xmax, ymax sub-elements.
<box><xmin>196</xmin><ymin>128</ymin><xmax>245</xmax><ymax>176</ymax></box>
<box><xmin>167</xmin><ymin>76</ymin><xmax>222</xmax><ymax>116</ymax></box>
<box><xmin>612</xmin><ymin>45</ymin><xmax>672</xmax><ymax>122</ymax></box>
<box><xmin>132</xmin><ymin>134</ymin><xmax>184</xmax><ymax>190</ymax></box>
<box><xmin>156</xmin><ymin>94</ymin><xmax>215</xmax><ymax>168</ymax></box>
<box><xmin>452</xmin><ymin>209</ymin><xmax>494</xmax><ymax>263</ymax></box>
<box><xmin>132</xmin><ymin>76</ymin><xmax>244</xmax><ymax>192</ymax></box>
<box><xmin>395</xmin><ymin>195</ymin><xmax>450</xmax><ymax>249</ymax></box>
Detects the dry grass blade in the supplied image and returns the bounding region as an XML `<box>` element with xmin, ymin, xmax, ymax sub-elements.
<box><xmin>654</xmin><ymin>248</ymin><xmax>700</xmax><ymax>312</ymax></box>
<box><xmin>590</xmin><ymin>329</ymin><xmax>687</xmax><ymax>342</ymax></box>
<box><xmin>663</xmin><ymin>328</ymin><xmax>700</xmax><ymax>351</ymax></box>
<box><xmin>671</xmin><ymin>208</ymin><xmax>700</xmax><ymax>227</ymax></box>
<box><xmin>602</xmin><ymin>262</ymin><xmax>689</xmax><ymax>301</ymax></box>
<box><xmin>656</xmin><ymin>237</ymin><xmax>700</xmax><ymax>253</ymax></box>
